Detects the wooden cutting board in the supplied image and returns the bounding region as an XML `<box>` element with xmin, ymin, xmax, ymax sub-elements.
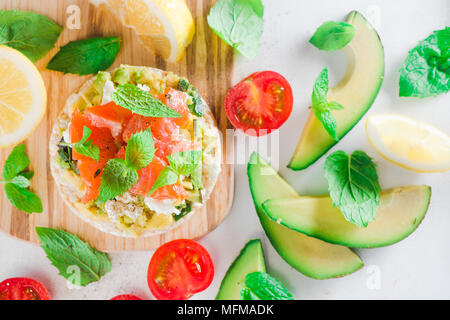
<box><xmin>0</xmin><ymin>0</ymin><xmax>234</xmax><ymax>251</ymax></box>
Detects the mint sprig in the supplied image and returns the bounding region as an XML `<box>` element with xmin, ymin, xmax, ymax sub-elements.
<box><xmin>240</xmin><ymin>272</ymin><xmax>293</xmax><ymax>300</ymax></box>
<box><xmin>399</xmin><ymin>27</ymin><xmax>450</xmax><ymax>98</ymax></box>
<box><xmin>324</xmin><ymin>150</ymin><xmax>381</xmax><ymax>227</ymax></box>
<box><xmin>98</xmin><ymin>128</ymin><xmax>155</xmax><ymax>203</ymax></box>
<box><xmin>149</xmin><ymin>150</ymin><xmax>202</xmax><ymax>196</ymax></box>
<box><xmin>112</xmin><ymin>84</ymin><xmax>181</xmax><ymax>118</ymax></box>
<box><xmin>36</xmin><ymin>227</ymin><xmax>111</xmax><ymax>287</ymax></box>
<box><xmin>1</xmin><ymin>144</ymin><xmax>42</xmax><ymax>213</ymax></box>
<box><xmin>60</xmin><ymin>126</ymin><xmax>100</xmax><ymax>161</ymax></box>
<box><xmin>312</xmin><ymin>67</ymin><xmax>344</xmax><ymax>140</ymax></box>
<box><xmin>310</xmin><ymin>21</ymin><xmax>355</xmax><ymax>51</ymax></box>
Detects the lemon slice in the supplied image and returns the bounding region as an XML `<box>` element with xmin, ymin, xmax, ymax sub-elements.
<box><xmin>366</xmin><ymin>114</ymin><xmax>450</xmax><ymax>173</ymax></box>
<box><xmin>0</xmin><ymin>46</ymin><xmax>47</xmax><ymax>148</ymax></box>
<box><xmin>91</xmin><ymin>0</ymin><xmax>195</xmax><ymax>62</ymax></box>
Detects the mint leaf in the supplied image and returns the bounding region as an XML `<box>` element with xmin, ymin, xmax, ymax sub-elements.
<box><xmin>5</xmin><ymin>183</ymin><xmax>43</xmax><ymax>213</ymax></box>
<box><xmin>60</xmin><ymin>126</ymin><xmax>100</xmax><ymax>161</ymax></box>
<box><xmin>98</xmin><ymin>159</ymin><xmax>139</xmax><ymax>203</ymax></box>
<box><xmin>167</xmin><ymin>150</ymin><xmax>202</xmax><ymax>176</ymax></box>
<box><xmin>0</xmin><ymin>10</ymin><xmax>62</xmax><ymax>62</ymax></box>
<box><xmin>3</xmin><ymin>143</ymin><xmax>30</xmax><ymax>181</ymax></box>
<box><xmin>148</xmin><ymin>166</ymin><xmax>178</xmax><ymax>196</ymax></box>
<box><xmin>8</xmin><ymin>176</ymin><xmax>31</xmax><ymax>188</ymax></box>
<box><xmin>311</xmin><ymin>67</ymin><xmax>344</xmax><ymax>140</ymax></box>
<box><xmin>112</xmin><ymin>84</ymin><xmax>181</xmax><ymax>118</ymax></box>
<box><xmin>324</xmin><ymin>150</ymin><xmax>381</xmax><ymax>227</ymax></box>
<box><xmin>47</xmin><ymin>37</ymin><xmax>121</xmax><ymax>75</ymax></box>
<box><xmin>399</xmin><ymin>27</ymin><xmax>450</xmax><ymax>98</ymax></box>
<box><xmin>207</xmin><ymin>0</ymin><xmax>264</xmax><ymax>59</ymax></box>
<box><xmin>2</xmin><ymin>143</ymin><xmax>42</xmax><ymax>214</ymax></box>
<box><xmin>125</xmin><ymin>128</ymin><xmax>155</xmax><ymax>170</ymax></box>
<box><xmin>240</xmin><ymin>272</ymin><xmax>294</xmax><ymax>300</ymax></box>
<box><xmin>310</xmin><ymin>21</ymin><xmax>355</xmax><ymax>51</ymax></box>
<box><xmin>36</xmin><ymin>227</ymin><xmax>111</xmax><ymax>287</ymax></box>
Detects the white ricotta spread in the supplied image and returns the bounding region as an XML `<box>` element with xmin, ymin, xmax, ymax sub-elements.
<box><xmin>137</xmin><ymin>84</ymin><xmax>151</xmax><ymax>92</ymax></box>
<box><xmin>144</xmin><ymin>198</ymin><xmax>180</xmax><ymax>216</ymax></box>
<box><xmin>101</xmin><ymin>80</ymin><xmax>117</xmax><ymax>105</ymax></box>
<box><xmin>104</xmin><ymin>198</ymin><xmax>144</xmax><ymax>222</ymax></box>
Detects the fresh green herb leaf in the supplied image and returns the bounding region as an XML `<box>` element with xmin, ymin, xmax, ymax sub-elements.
<box><xmin>207</xmin><ymin>0</ymin><xmax>264</xmax><ymax>59</ymax></box>
<box><xmin>98</xmin><ymin>159</ymin><xmax>139</xmax><ymax>203</ymax></box>
<box><xmin>167</xmin><ymin>150</ymin><xmax>202</xmax><ymax>176</ymax></box>
<box><xmin>35</xmin><ymin>227</ymin><xmax>111</xmax><ymax>287</ymax></box>
<box><xmin>310</xmin><ymin>21</ymin><xmax>355</xmax><ymax>51</ymax></box>
<box><xmin>125</xmin><ymin>128</ymin><xmax>155</xmax><ymax>170</ymax></box>
<box><xmin>311</xmin><ymin>67</ymin><xmax>344</xmax><ymax>140</ymax></box>
<box><xmin>57</xmin><ymin>143</ymin><xmax>79</xmax><ymax>174</ymax></box>
<box><xmin>177</xmin><ymin>78</ymin><xmax>190</xmax><ymax>92</ymax></box>
<box><xmin>149</xmin><ymin>151</ymin><xmax>203</xmax><ymax>196</ymax></box>
<box><xmin>19</xmin><ymin>171</ymin><xmax>34</xmax><ymax>180</ymax></box>
<box><xmin>178</xmin><ymin>79</ymin><xmax>205</xmax><ymax>117</ymax></box>
<box><xmin>0</xmin><ymin>10</ymin><xmax>62</xmax><ymax>62</ymax></box>
<box><xmin>324</xmin><ymin>150</ymin><xmax>381</xmax><ymax>227</ymax></box>
<box><xmin>112</xmin><ymin>83</ymin><xmax>181</xmax><ymax>118</ymax></box>
<box><xmin>3</xmin><ymin>143</ymin><xmax>30</xmax><ymax>181</ymax></box>
<box><xmin>240</xmin><ymin>272</ymin><xmax>294</xmax><ymax>300</ymax></box>
<box><xmin>174</xmin><ymin>201</ymin><xmax>192</xmax><ymax>221</ymax></box>
<box><xmin>60</xmin><ymin>127</ymin><xmax>100</xmax><ymax>161</ymax></box>
<box><xmin>47</xmin><ymin>37</ymin><xmax>121</xmax><ymax>75</ymax></box>
<box><xmin>4</xmin><ymin>183</ymin><xmax>43</xmax><ymax>213</ymax></box>
<box><xmin>148</xmin><ymin>166</ymin><xmax>179</xmax><ymax>196</ymax></box>
<box><xmin>1</xmin><ymin>143</ymin><xmax>42</xmax><ymax>213</ymax></box>
<box><xmin>8</xmin><ymin>175</ymin><xmax>31</xmax><ymax>188</ymax></box>
<box><xmin>399</xmin><ymin>27</ymin><xmax>450</xmax><ymax>98</ymax></box>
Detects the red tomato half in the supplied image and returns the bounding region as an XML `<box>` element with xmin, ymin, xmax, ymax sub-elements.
<box><xmin>224</xmin><ymin>71</ymin><xmax>293</xmax><ymax>136</ymax></box>
<box><xmin>147</xmin><ymin>239</ymin><xmax>214</xmax><ymax>300</ymax></box>
<box><xmin>0</xmin><ymin>277</ymin><xmax>50</xmax><ymax>300</ymax></box>
<box><xmin>111</xmin><ymin>294</ymin><xmax>142</xmax><ymax>300</ymax></box>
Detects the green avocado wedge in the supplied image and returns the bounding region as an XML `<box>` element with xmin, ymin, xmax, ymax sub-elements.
<box><xmin>247</xmin><ymin>153</ymin><xmax>363</xmax><ymax>279</ymax></box>
<box><xmin>216</xmin><ymin>239</ymin><xmax>266</xmax><ymax>300</ymax></box>
<box><xmin>262</xmin><ymin>186</ymin><xmax>431</xmax><ymax>248</ymax></box>
<box><xmin>288</xmin><ymin>11</ymin><xmax>385</xmax><ymax>170</ymax></box>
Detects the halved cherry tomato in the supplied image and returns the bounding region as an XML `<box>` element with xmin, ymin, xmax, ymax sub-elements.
<box><xmin>147</xmin><ymin>239</ymin><xmax>214</xmax><ymax>300</ymax></box>
<box><xmin>111</xmin><ymin>294</ymin><xmax>142</xmax><ymax>300</ymax></box>
<box><xmin>224</xmin><ymin>71</ymin><xmax>293</xmax><ymax>136</ymax></box>
<box><xmin>0</xmin><ymin>277</ymin><xmax>50</xmax><ymax>300</ymax></box>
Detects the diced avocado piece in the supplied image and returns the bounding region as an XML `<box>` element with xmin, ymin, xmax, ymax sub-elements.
<box><xmin>135</xmin><ymin>68</ymin><xmax>153</xmax><ymax>84</ymax></box>
<box><xmin>82</xmin><ymin>71</ymin><xmax>111</xmax><ymax>107</ymax></box>
<box><xmin>248</xmin><ymin>152</ymin><xmax>363</xmax><ymax>279</ymax></box>
<box><xmin>113</xmin><ymin>67</ymin><xmax>132</xmax><ymax>85</ymax></box>
<box><xmin>187</xmin><ymin>190</ymin><xmax>202</xmax><ymax>203</ymax></box>
<box><xmin>263</xmin><ymin>186</ymin><xmax>431</xmax><ymax>248</ymax></box>
<box><xmin>288</xmin><ymin>11</ymin><xmax>385</xmax><ymax>170</ymax></box>
<box><xmin>178</xmin><ymin>78</ymin><xmax>205</xmax><ymax>117</ymax></box>
<box><xmin>216</xmin><ymin>239</ymin><xmax>266</xmax><ymax>300</ymax></box>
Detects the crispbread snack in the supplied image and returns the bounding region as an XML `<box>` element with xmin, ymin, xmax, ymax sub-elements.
<box><xmin>50</xmin><ymin>65</ymin><xmax>221</xmax><ymax>237</ymax></box>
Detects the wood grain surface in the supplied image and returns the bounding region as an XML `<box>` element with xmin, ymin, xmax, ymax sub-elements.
<box><xmin>0</xmin><ymin>0</ymin><xmax>234</xmax><ymax>251</ymax></box>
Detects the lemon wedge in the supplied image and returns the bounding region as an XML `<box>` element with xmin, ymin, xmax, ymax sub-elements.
<box><xmin>366</xmin><ymin>114</ymin><xmax>450</xmax><ymax>173</ymax></box>
<box><xmin>0</xmin><ymin>46</ymin><xmax>47</xmax><ymax>148</ymax></box>
<box><xmin>92</xmin><ymin>0</ymin><xmax>195</xmax><ymax>62</ymax></box>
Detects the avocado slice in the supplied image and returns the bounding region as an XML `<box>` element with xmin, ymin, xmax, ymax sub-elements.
<box><xmin>247</xmin><ymin>153</ymin><xmax>363</xmax><ymax>279</ymax></box>
<box><xmin>288</xmin><ymin>11</ymin><xmax>385</xmax><ymax>170</ymax></box>
<box><xmin>263</xmin><ymin>186</ymin><xmax>431</xmax><ymax>248</ymax></box>
<box><xmin>216</xmin><ymin>239</ymin><xmax>266</xmax><ymax>300</ymax></box>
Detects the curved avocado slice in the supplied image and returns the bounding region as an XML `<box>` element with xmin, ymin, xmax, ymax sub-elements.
<box><xmin>216</xmin><ymin>239</ymin><xmax>266</xmax><ymax>300</ymax></box>
<box><xmin>288</xmin><ymin>11</ymin><xmax>385</xmax><ymax>170</ymax></box>
<box><xmin>247</xmin><ymin>153</ymin><xmax>363</xmax><ymax>279</ymax></box>
<box><xmin>263</xmin><ymin>186</ymin><xmax>431</xmax><ymax>248</ymax></box>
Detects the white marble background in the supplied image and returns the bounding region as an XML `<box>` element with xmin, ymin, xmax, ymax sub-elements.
<box><xmin>0</xmin><ymin>0</ymin><xmax>449</xmax><ymax>299</ymax></box>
